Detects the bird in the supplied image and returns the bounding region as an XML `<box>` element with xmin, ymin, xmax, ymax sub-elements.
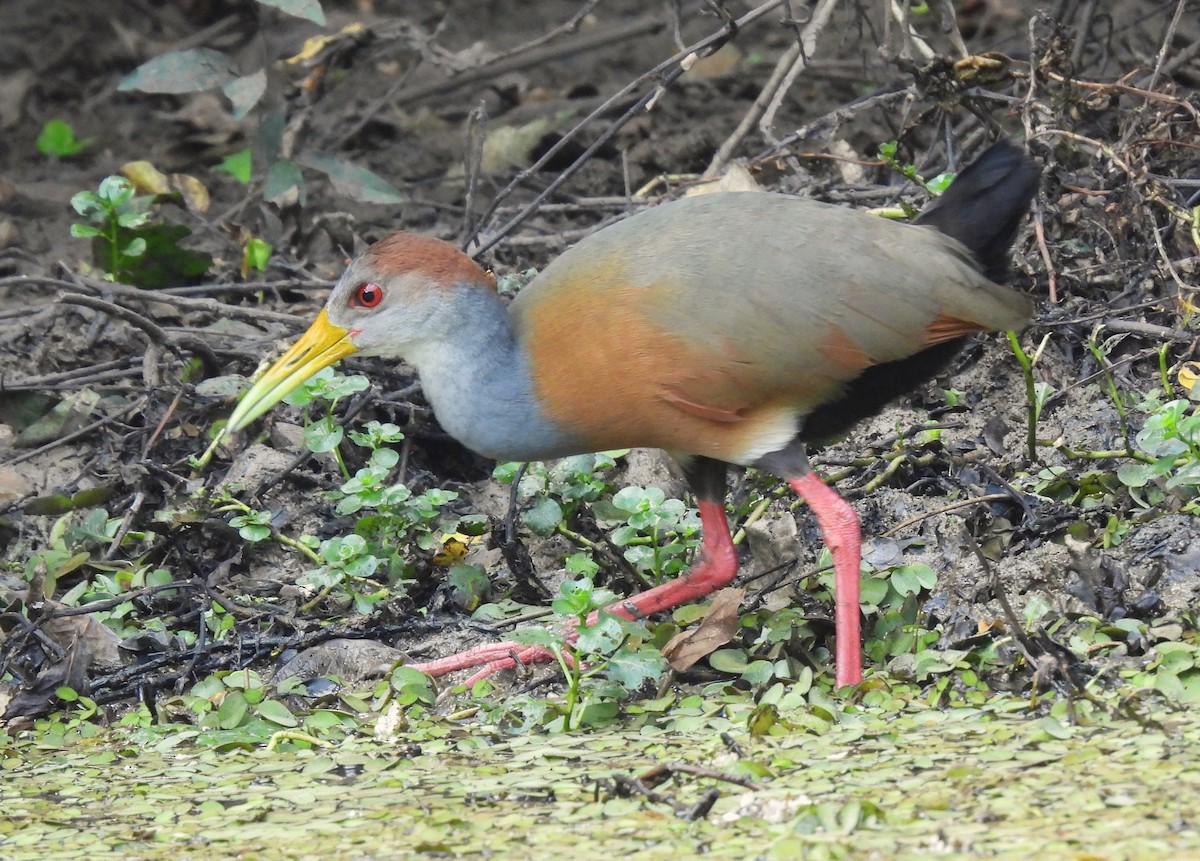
<box><xmin>224</xmin><ymin>139</ymin><xmax>1038</xmax><ymax>690</ymax></box>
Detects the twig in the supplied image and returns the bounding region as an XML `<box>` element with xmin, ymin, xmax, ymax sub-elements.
<box><xmin>885</xmin><ymin>0</ymin><xmax>936</xmax><ymax>63</ymax></box>
<box><xmin>489</xmin><ymin>0</ymin><xmax>603</xmax><ymax>65</ymax></box>
<box><xmin>884</xmin><ymin>493</ymin><xmax>1014</xmax><ymax>538</ymax></box>
<box><xmin>1068</xmin><ymin>0</ymin><xmax>1099</xmax><ymax>70</ymax></box>
<box><xmin>756</xmin><ymin>0</ymin><xmax>843</xmax><ymax>149</ymax></box>
<box><xmin>391</xmin><ymin>13</ymin><xmax>669</xmax><ymax>110</ymax></box>
<box><xmin>637</xmin><ymin>761</ymin><xmax>763</xmax><ymax>791</ymax></box>
<box><xmin>468</xmin><ymin>0</ymin><xmax>785</xmax><ymax>256</ymax></box>
<box><xmin>0</xmin><ymin>275</ymin><xmax>305</xmax><ymax>328</ymax></box>
<box><xmin>104</xmin><ymin>491</ymin><xmax>146</xmax><ymax>560</ymax></box>
<box><xmin>1101</xmin><ymin>318</ymin><xmax>1194</xmax><ymax>343</ymax></box>
<box><xmin>43</xmin><ymin>580</ymin><xmax>191</xmax><ymax>618</ymax></box>
<box><xmin>55</xmin><ymin>293</ymin><xmax>221</xmax><ymax>372</ymax></box>
<box><xmin>1140</xmin><ymin>0</ymin><xmax>1187</xmax><ymax>96</ymax></box>
<box><xmin>1</xmin><ymin>398</ymin><xmax>148</xmax><ymax>467</ymax></box>
<box><xmin>1032</xmin><ymin>203</ymin><xmax>1058</xmax><ymax>304</ymax></box>
<box><xmin>161</xmin><ymin>279</ymin><xmax>330</xmax><ymax>296</ymax></box>
<box><xmin>755</xmin><ymin>85</ymin><xmax>915</xmax><ymax>161</ymax></box>
<box><xmin>931</xmin><ymin>0</ymin><xmax>969</xmax><ymax>58</ymax></box>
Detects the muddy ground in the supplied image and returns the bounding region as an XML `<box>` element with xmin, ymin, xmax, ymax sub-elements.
<box><xmin>0</xmin><ymin>0</ymin><xmax>1198</xmax><ymax>716</ymax></box>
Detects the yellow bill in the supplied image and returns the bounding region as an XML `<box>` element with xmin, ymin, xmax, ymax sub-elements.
<box><xmin>226</xmin><ymin>308</ymin><xmax>358</xmax><ymax>433</ymax></box>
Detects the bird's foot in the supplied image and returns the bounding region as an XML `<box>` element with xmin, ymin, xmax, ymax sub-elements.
<box><xmin>408</xmin><ymin>631</ymin><xmax>578</xmax><ymax>686</ymax></box>
<box><xmin>410</xmin><ymin>499</ymin><xmax>740</xmax><ymax>688</ymax></box>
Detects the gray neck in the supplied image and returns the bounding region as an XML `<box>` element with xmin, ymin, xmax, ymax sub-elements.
<box><xmin>405</xmin><ymin>287</ymin><xmax>582</xmax><ymax>462</ymax></box>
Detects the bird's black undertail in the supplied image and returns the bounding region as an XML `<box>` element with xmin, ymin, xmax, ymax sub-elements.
<box><xmin>913</xmin><ymin>139</ymin><xmax>1040</xmax><ymax>282</ymax></box>
<box><xmin>798</xmin><ymin>139</ymin><xmax>1038</xmax><ymax>443</ymax></box>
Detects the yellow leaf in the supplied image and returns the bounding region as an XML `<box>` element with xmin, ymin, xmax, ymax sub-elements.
<box><xmin>286</xmin><ymin>23</ymin><xmax>365</xmax><ymax>65</ymax></box>
<box><xmin>432</xmin><ymin>532</ymin><xmax>481</xmax><ymax>566</ymax></box>
<box><xmin>1178</xmin><ymin>362</ymin><xmax>1200</xmax><ymax>392</ymax></box>
<box><xmin>172</xmin><ymin>173</ymin><xmax>210</xmax><ymax>213</ymax></box>
<box><xmin>122</xmin><ymin>160</ymin><xmax>171</xmax><ymax>195</ymax></box>
<box><xmin>121</xmin><ymin>161</ymin><xmax>211</xmax><ymax>212</ymax></box>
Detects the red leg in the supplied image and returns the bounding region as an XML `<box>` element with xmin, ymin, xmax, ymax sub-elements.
<box><xmin>411</xmin><ymin>459</ymin><xmax>863</xmax><ymax>689</ymax></box>
<box><xmin>408</xmin><ymin>498</ymin><xmax>738</xmax><ymax>683</ymax></box>
<box><xmin>588</xmin><ymin>499</ymin><xmax>737</xmax><ymax>624</ymax></box>
<box><xmin>789</xmin><ymin>472</ymin><xmax>862</xmax><ymax>688</ymax></box>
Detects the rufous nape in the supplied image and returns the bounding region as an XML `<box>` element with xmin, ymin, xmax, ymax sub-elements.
<box><xmin>223</xmin><ymin>139</ymin><xmax>1039</xmax><ymax>689</ymax></box>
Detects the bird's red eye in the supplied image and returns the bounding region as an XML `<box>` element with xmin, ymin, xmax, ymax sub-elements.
<box><xmin>352</xmin><ymin>283</ymin><xmax>384</xmax><ymax>308</ymax></box>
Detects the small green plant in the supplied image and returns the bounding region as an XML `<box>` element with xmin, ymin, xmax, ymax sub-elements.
<box><xmin>243</xmin><ymin>236</ymin><xmax>273</xmax><ymax>274</ymax></box>
<box><xmin>498</xmin><ymin>452</ymin><xmax>623</xmax><ymax>537</ymax></box>
<box><xmin>878</xmin><ymin>140</ymin><xmax>955</xmax><ymax>197</ymax></box>
<box><xmin>70</xmin><ymin>175</ymin><xmax>212</xmax><ymax>285</ymax></box>
<box><xmin>37</xmin><ymin>119</ymin><xmax>91</xmax><ymax>158</ymax></box>
<box><xmin>214</xmin><ymin>495</ymin><xmax>321</xmax><ymax>561</ymax></box>
<box><xmin>315</xmin><ymin>414</ymin><xmax>473</xmax><ymax>609</ymax></box>
<box><xmin>1118</xmin><ymin>394</ymin><xmax>1200</xmax><ymax>509</ymax></box>
<box><xmin>35</xmin><ymin>687</ymin><xmax>103</xmax><ymax>741</ymax></box>
<box><xmin>503</xmin><ymin>577</ymin><xmax>667</xmax><ymax>731</ymax></box>
<box><xmin>283</xmin><ymin>367</ymin><xmax>371</xmax><ymax>477</ymax></box>
<box><xmin>165</xmin><ymin>669</ymin><xmax>376</xmax><ymax>746</ymax></box>
<box><xmin>70</xmin><ymin>176</ymin><xmax>153</xmax><ymax>280</ymax></box>
<box><xmin>605</xmin><ymin>485</ymin><xmax>700</xmax><ymax>583</ymax></box>
<box><xmin>495</xmin><ymin>454</ymin><xmax>699</xmax><ymax>587</ymax></box>
<box><xmin>1006</xmin><ymin>330</ymin><xmax>1054</xmax><ymax>460</ymax></box>
<box><xmin>18</xmin><ymin>507</ymin><xmax>172</xmax><ymax>638</ymax></box>
<box><xmin>1088</xmin><ymin>332</ymin><xmax>1133</xmax><ymax>448</ymax></box>
<box><xmin>210</xmin><ymin>373</ymin><xmax>471</xmax><ymax>615</ymax></box>
<box><xmin>216</xmin><ymin>148</ymin><xmax>253</xmax><ymax>183</ymax></box>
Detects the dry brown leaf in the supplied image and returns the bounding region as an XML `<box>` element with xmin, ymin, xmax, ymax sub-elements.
<box><xmin>661</xmin><ymin>587</ymin><xmax>745</xmax><ymax>671</ymax></box>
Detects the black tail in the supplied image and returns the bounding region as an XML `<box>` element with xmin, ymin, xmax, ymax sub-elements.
<box><xmin>913</xmin><ymin>139</ymin><xmax>1038</xmax><ymax>282</ymax></box>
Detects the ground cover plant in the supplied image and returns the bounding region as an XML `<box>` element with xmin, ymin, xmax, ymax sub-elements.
<box><xmin>1</xmin><ymin>0</ymin><xmax>1199</xmax><ymax>857</ymax></box>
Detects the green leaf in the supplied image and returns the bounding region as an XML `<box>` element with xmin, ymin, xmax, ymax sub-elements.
<box><xmin>926</xmin><ymin>170</ymin><xmax>954</xmax><ymax>194</ymax></box>
<box><xmin>859</xmin><ymin>576</ymin><xmax>890</xmax><ymax>607</ymax></box>
<box><xmin>522</xmin><ymin>497</ymin><xmax>563</xmax><ymax>537</ymax></box>
<box><xmin>37</xmin><ymin>119</ymin><xmax>90</xmax><ymax>157</ymax></box>
<box><xmin>510</xmin><ymin>626</ymin><xmax>560</xmax><ymax>649</ymax></box>
<box><xmin>565</xmin><ymin>552</ymin><xmax>599</xmax><ymax>577</ymax></box>
<box><xmin>492</xmin><ymin>461</ymin><xmax>522</xmax><ymax>483</ymax></box>
<box><xmin>244</xmin><ymin>237</ymin><xmax>273</xmax><ymax>273</ymax></box>
<box><xmin>304</xmin><ymin>417</ymin><xmax>344</xmax><ymax>453</ymax></box>
<box><xmin>297</xmin><ymin>152</ymin><xmax>406</xmax><ymax>204</ymax></box>
<box><xmin>70</xmin><ymin>191</ymin><xmax>104</xmax><ymax>217</ymax></box>
<box><xmin>257</xmin><ymin>0</ymin><xmax>327</xmax><ymax>24</ymax></box>
<box><xmin>118</xmin><ymin>48</ymin><xmax>236</xmax><ymax>94</ymax></box>
<box><xmin>709</xmin><ymin>648</ymin><xmax>750</xmax><ymax>674</ymax></box>
<box><xmin>97</xmin><ymin>175</ymin><xmax>135</xmax><ymax>204</ymax></box>
<box><xmin>741</xmin><ymin>660</ymin><xmax>776</xmax><ymax>686</ymax></box>
<box><xmin>191</xmin><ymin>676</ymin><xmax>225</xmax><ymax>699</ymax></box>
<box><xmin>1117</xmin><ymin>462</ymin><xmax>1156</xmax><ymax>488</ymax></box>
<box><xmin>216</xmin><ymin>148</ymin><xmax>253</xmax><ymax>183</ymax></box>
<box><xmin>447</xmin><ymin>563</ymin><xmax>489</xmax><ymax>611</ymax></box>
<box><xmin>575</xmin><ymin>615</ymin><xmax>625</xmax><ymax>654</ymax></box>
<box><xmin>217</xmin><ymin>691</ymin><xmax>250</xmax><ymax>729</ymax></box>
<box><xmin>222</xmin><ymin>70</ymin><xmax>267</xmax><ymax>120</ymax></box>
<box><xmin>609</xmin><ymin>525</ymin><xmax>639</xmax><ymax>546</ymax></box>
<box><xmin>1023</xmin><ymin>593</ymin><xmax>1053</xmax><ymax>625</ymax></box>
<box><xmin>604</xmin><ymin>647</ymin><xmax>666</xmax><ymax>689</ymax></box>
<box><xmin>1036</xmin><ymin>715</ymin><xmax>1073</xmax><ymax>740</ymax></box>
<box><xmin>257</xmin><ymin>699</ymin><xmax>300</xmax><ymax>727</ymax></box>
<box><xmin>890</xmin><ymin>564</ymin><xmax>936</xmax><ymax>596</ymax></box>
<box><xmin>116</xmin><ymin>223</ymin><xmax>214</xmax><ymax>287</ymax></box>
<box><xmin>264</xmin><ymin>159</ymin><xmax>306</xmax><ymax>205</ymax></box>
<box><xmin>577</xmin><ymin>701</ymin><xmax>620</xmax><ymax>727</ymax></box>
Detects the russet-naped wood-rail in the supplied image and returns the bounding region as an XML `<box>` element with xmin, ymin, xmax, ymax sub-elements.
<box><xmin>226</xmin><ymin>139</ymin><xmax>1038</xmax><ymax>688</ymax></box>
